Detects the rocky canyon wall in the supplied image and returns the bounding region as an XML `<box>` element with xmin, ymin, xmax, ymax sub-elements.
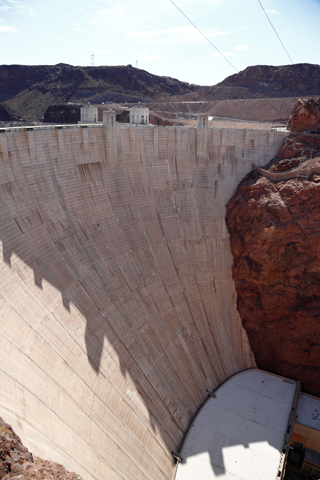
<box><xmin>226</xmin><ymin>101</ymin><xmax>320</xmax><ymax>397</ymax></box>
<box><xmin>0</xmin><ymin>117</ymin><xmax>287</xmax><ymax>480</ymax></box>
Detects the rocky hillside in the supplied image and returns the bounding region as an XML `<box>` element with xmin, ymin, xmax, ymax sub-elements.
<box><xmin>0</xmin><ymin>63</ymin><xmax>320</xmax><ymax>123</ymax></box>
<box><xmin>169</xmin><ymin>63</ymin><xmax>320</xmax><ymax>103</ymax></box>
<box><xmin>0</xmin><ymin>417</ymin><xmax>82</xmax><ymax>480</ymax></box>
<box><xmin>217</xmin><ymin>63</ymin><xmax>320</xmax><ymax>98</ymax></box>
<box><xmin>205</xmin><ymin>97</ymin><xmax>302</xmax><ymax>123</ymax></box>
<box><xmin>149</xmin><ymin>97</ymin><xmax>304</xmax><ymax>124</ymax></box>
<box><xmin>226</xmin><ymin>98</ymin><xmax>320</xmax><ymax>396</ymax></box>
<box><xmin>0</xmin><ymin>63</ymin><xmax>197</xmax><ymax>122</ymax></box>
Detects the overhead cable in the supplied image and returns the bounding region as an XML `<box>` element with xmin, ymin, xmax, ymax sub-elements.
<box><xmin>167</xmin><ymin>0</ymin><xmax>288</xmax><ymax>119</ymax></box>
<box><xmin>168</xmin><ymin>0</ymin><xmax>238</xmax><ymax>72</ymax></box>
<box><xmin>282</xmin><ymin>0</ymin><xmax>308</xmax><ymax>56</ymax></box>
<box><xmin>257</xmin><ymin>0</ymin><xmax>293</xmax><ymax>64</ymax></box>
<box><xmin>64</xmin><ymin>0</ymin><xmax>96</xmax><ymax>12</ymax></box>
<box><xmin>40</xmin><ymin>0</ymin><xmax>288</xmax><ymax>119</ymax></box>
<box><xmin>41</xmin><ymin>0</ymin><xmax>100</xmax><ymax>22</ymax></box>
<box><xmin>258</xmin><ymin>1</ymin><xmax>311</xmax><ymax>96</ymax></box>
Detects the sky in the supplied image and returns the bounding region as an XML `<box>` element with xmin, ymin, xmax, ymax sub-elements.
<box><xmin>0</xmin><ymin>0</ymin><xmax>319</xmax><ymax>86</ymax></box>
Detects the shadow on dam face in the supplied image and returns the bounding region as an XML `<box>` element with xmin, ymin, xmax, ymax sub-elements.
<box><xmin>0</xmin><ymin>119</ymin><xmax>288</xmax><ymax>480</ymax></box>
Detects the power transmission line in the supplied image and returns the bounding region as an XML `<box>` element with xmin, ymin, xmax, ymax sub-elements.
<box><xmin>40</xmin><ymin>0</ymin><xmax>296</xmax><ymax>120</ymax></box>
<box><xmin>282</xmin><ymin>0</ymin><xmax>308</xmax><ymax>57</ymax></box>
<box><xmin>167</xmin><ymin>0</ymin><xmax>289</xmax><ymax>119</ymax></box>
<box><xmin>64</xmin><ymin>0</ymin><xmax>96</xmax><ymax>12</ymax></box>
<box><xmin>258</xmin><ymin>1</ymin><xmax>312</xmax><ymax>95</ymax></box>
<box><xmin>41</xmin><ymin>0</ymin><xmax>102</xmax><ymax>22</ymax></box>
<box><xmin>168</xmin><ymin>0</ymin><xmax>238</xmax><ymax>73</ymax></box>
<box><xmin>257</xmin><ymin>0</ymin><xmax>293</xmax><ymax>64</ymax></box>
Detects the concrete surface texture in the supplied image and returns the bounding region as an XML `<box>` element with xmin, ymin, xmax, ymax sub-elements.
<box><xmin>296</xmin><ymin>394</ymin><xmax>320</xmax><ymax>431</ymax></box>
<box><xmin>175</xmin><ymin>370</ymin><xmax>298</xmax><ymax>480</ymax></box>
<box><xmin>292</xmin><ymin>394</ymin><xmax>320</xmax><ymax>453</ymax></box>
<box><xmin>208</xmin><ymin>117</ymin><xmax>281</xmax><ymax>130</ymax></box>
<box><xmin>129</xmin><ymin>106</ymin><xmax>149</xmax><ymax>125</ymax></box>
<box><xmin>79</xmin><ymin>106</ymin><xmax>98</xmax><ymax>123</ymax></box>
<box><xmin>0</xmin><ymin>114</ymin><xmax>287</xmax><ymax>480</ymax></box>
<box><xmin>176</xmin><ymin>117</ymin><xmax>282</xmax><ymax>129</ymax></box>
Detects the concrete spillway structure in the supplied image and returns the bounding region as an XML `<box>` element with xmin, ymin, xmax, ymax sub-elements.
<box><xmin>0</xmin><ymin>112</ymin><xmax>287</xmax><ymax>480</ymax></box>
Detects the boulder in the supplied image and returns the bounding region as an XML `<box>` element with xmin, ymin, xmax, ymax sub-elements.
<box><xmin>287</xmin><ymin>97</ymin><xmax>320</xmax><ymax>133</ymax></box>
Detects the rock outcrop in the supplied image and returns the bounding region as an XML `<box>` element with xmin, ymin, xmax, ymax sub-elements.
<box><xmin>287</xmin><ymin>97</ymin><xmax>320</xmax><ymax>133</ymax></box>
<box><xmin>0</xmin><ymin>418</ymin><xmax>82</xmax><ymax>480</ymax></box>
<box><xmin>226</xmin><ymin>99</ymin><xmax>320</xmax><ymax>396</ymax></box>
<box><xmin>218</xmin><ymin>64</ymin><xmax>320</xmax><ymax>98</ymax></box>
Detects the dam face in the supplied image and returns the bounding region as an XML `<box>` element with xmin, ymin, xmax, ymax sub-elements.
<box><xmin>0</xmin><ymin>113</ymin><xmax>287</xmax><ymax>480</ymax></box>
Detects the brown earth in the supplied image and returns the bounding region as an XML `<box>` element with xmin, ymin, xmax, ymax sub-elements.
<box><xmin>0</xmin><ymin>418</ymin><xmax>82</xmax><ymax>480</ymax></box>
<box><xmin>226</xmin><ymin>99</ymin><xmax>320</xmax><ymax>396</ymax></box>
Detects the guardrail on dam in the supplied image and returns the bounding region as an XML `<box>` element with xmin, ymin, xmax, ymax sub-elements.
<box><xmin>0</xmin><ymin>112</ymin><xmax>288</xmax><ymax>480</ymax></box>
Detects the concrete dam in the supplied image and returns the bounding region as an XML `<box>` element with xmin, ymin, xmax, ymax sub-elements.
<box><xmin>0</xmin><ymin>112</ymin><xmax>288</xmax><ymax>480</ymax></box>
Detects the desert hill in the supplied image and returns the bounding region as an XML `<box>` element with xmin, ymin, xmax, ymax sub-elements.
<box><xmin>0</xmin><ymin>63</ymin><xmax>196</xmax><ymax>122</ymax></box>
<box><xmin>0</xmin><ymin>62</ymin><xmax>320</xmax><ymax>122</ymax></box>
<box><xmin>217</xmin><ymin>63</ymin><xmax>320</xmax><ymax>98</ymax></box>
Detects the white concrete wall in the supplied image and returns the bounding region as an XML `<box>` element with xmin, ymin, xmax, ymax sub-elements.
<box><xmin>129</xmin><ymin>107</ymin><xmax>149</xmax><ymax>125</ymax></box>
<box><xmin>0</xmin><ymin>123</ymin><xmax>287</xmax><ymax>480</ymax></box>
<box><xmin>209</xmin><ymin>117</ymin><xmax>280</xmax><ymax>130</ymax></box>
<box><xmin>80</xmin><ymin>106</ymin><xmax>98</xmax><ymax>123</ymax></box>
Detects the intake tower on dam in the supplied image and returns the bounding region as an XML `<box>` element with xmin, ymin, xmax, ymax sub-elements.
<box><xmin>0</xmin><ymin>111</ymin><xmax>289</xmax><ymax>480</ymax></box>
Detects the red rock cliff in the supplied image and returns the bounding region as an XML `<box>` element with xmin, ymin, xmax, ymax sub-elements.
<box><xmin>226</xmin><ymin>98</ymin><xmax>320</xmax><ymax>396</ymax></box>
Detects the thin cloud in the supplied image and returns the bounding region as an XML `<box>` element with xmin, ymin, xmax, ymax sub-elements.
<box><xmin>235</xmin><ymin>45</ymin><xmax>249</xmax><ymax>51</ymax></box>
<box><xmin>211</xmin><ymin>51</ymin><xmax>235</xmax><ymax>57</ymax></box>
<box><xmin>135</xmin><ymin>53</ymin><xmax>158</xmax><ymax>62</ymax></box>
<box><xmin>126</xmin><ymin>25</ymin><xmax>233</xmax><ymax>46</ymax></box>
<box><xmin>98</xmin><ymin>5</ymin><xmax>124</xmax><ymax>17</ymax></box>
<box><xmin>2</xmin><ymin>0</ymin><xmax>33</xmax><ymax>17</ymax></box>
<box><xmin>96</xmin><ymin>49</ymin><xmax>109</xmax><ymax>55</ymax></box>
<box><xmin>58</xmin><ymin>36</ymin><xmax>73</xmax><ymax>45</ymax></box>
<box><xmin>266</xmin><ymin>9</ymin><xmax>278</xmax><ymax>14</ymax></box>
<box><xmin>0</xmin><ymin>25</ymin><xmax>18</xmax><ymax>32</ymax></box>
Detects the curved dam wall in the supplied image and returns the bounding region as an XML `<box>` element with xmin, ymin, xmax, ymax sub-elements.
<box><xmin>0</xmin><ymin>114</ymin><xmax>287</xmax><ymax>480</ymax></box>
